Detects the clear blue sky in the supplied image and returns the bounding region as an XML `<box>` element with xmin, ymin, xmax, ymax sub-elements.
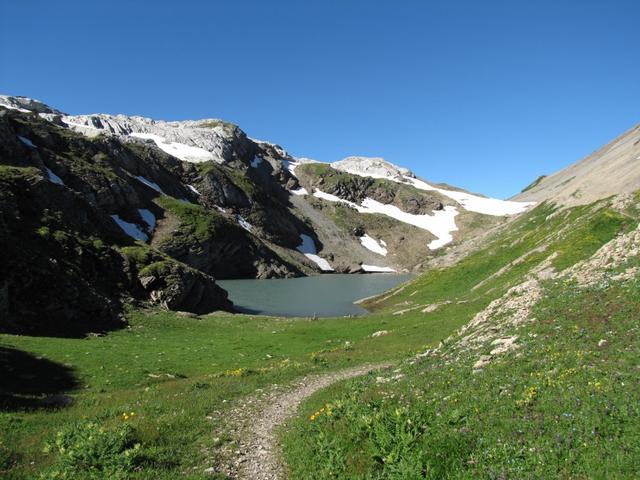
<box><xmin>1</xmin><ymin>1</ymin><xmax>638</xmax><ymax>198</ymax></box>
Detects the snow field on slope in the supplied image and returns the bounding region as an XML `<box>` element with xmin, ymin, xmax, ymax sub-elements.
<box><xmin>296</xmin><ymin>234</ymin><xmax>334</xmax><ymax>271</ymax></box>
<box><xmin>404</xmin><ymin>177</ymin><xmax>534</xmax><ymax>216</ymax></box>
<box><xmin>359</xmin><ymin>234</ymin><xmax>388</xmax><ymax>256</ymax></box>
<box><xmin>313</xmin><ymin>189</ymin><xmax>458</xmax><ymax>250</ymax></box>
<box><xmin>361</xmin><ymin>264</ymin><xmax>396</xmax><ymax>272</ymax></box>
<box><xmin>130</xmin><ymin>132</ymin><xmax>216</xmax><ymax>163</ymax></box>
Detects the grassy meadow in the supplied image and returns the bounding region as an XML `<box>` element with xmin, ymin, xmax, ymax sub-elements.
<box><xmin>1</xmin><ymin>198</ymin><xmax>638</xmax><ymax>478</ymax></box>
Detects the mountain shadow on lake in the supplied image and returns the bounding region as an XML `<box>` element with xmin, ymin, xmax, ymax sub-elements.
<box><xmin>0</xmin><ymin>346</ymin><xmax>79</xmax><ymax>411</ymax></box>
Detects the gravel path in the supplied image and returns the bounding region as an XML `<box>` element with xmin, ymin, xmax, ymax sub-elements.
<box><xmin>211</xmin><ymin>363</ymin><xmax>391</xmax><ymax>479</ymax></box>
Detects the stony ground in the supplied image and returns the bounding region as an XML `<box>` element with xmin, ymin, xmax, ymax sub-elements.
<box><xmin>209</xmin><ymin>363</ymin><xmax>392</xmax><ymax>479</ymax></box>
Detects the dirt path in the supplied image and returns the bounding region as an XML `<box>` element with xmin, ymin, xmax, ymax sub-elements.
<box><xmin>210</xmin><ymin>363</ymin><xmax>391</xmax><ymax>479</ymax></box>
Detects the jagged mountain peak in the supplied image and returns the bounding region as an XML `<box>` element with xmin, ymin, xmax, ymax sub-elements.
<box><xmin>0</xmin><ymin>95</ymin><xmax>63</xmax><ymax>115</ymax></box>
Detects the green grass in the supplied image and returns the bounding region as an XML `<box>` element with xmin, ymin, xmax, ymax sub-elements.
<box><xmin>195</xmin><ymin>161</ymin><xmax>257</xmax><ymax>197</ymax></box>
<box><xmin>280</xmin><ymin>198</ymin><xmax>640</xmax><ymax>479</ymax></box>
<box><xmin>520</xmin><ymin>174</ymin><xmax>547</xmax><ymax>193</ymax></box>
<box><xmin>0</xmin><ymin>165</ymin><xmax>40</xmax><ymax>180</ymax></box>
<box><xmin>365</xmin><ymin>200</ymin><xmax>634</xmax><ymax>311</ymax></box>
<box><xmin>0</xmin><ymin>303</ymin><xmax>470</xmax><ymax>479</ymax></box>
<box><xmin>156</xmin><ymin>196</ymin><xmax>231</xmax><ymax>242</ymax></box>
<box><xmin>283</xmin><ymin>276</ymin><xmax>640</xmax><ymax>479</ymax></box>
<box><xmin>1</xmin><ymin>195</ymin><xmax>637</xmax><ymax>478</ymax></box>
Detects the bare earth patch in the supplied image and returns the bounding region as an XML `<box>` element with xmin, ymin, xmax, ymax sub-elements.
<box><xmin>210</xmin><ymin>364</ymin><xmax>391</xmax><ymax>479</ymax></box>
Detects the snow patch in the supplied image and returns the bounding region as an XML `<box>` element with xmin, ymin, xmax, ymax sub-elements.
<box><xmin>404</xmin><ymin>178</ymin><xmax>534</xmax><ymax>216</ymax></box>
<box><xmin>0</xmin><ymin>101</ymin><xmax>30</xmax><ymax>112</ymax></box>
<box><xmin>45</xmin><ymin>167</ymin><xmax>64</xmax><ymax>186</ymax></box>
<box><xmin>135</xmin><ymin>175</ymin><xmax>164</xmax><ymax>194</ymax></box>
<box><xmin>313</xmin><ymin>189</ymin><xmax>458</xmax><ymax>250</ymax></box>
<box><xmin>111</xmin><ymin>215</ymin><xmax>148</xmax><ymax>242</ymax></box>
<box><xmin>235</xmin><ymin>214</ymin><xmax>253</xmax><ymax>232</ymax></box>
<box><xmin>361</xmin><ymin>264</ymin><xmax>397</xmax><ymax>273</ymax></box>
<box><xmin>186</xmin><ymin>184</ymin><xmax>201</xmax><ymax>195</ymax></box>
<box><xmin>290</xmin><ymin>187</ymin><xmax>309</xmax><ymax>196</ymax></box>
<box><xmin>18</xmin><ymin>136</ymin><xmax>36</xmax><ymax>148</ymax></box>
<box><xmin>304</xmin><ymin>254</ymin><xmax>334</xmax><ymax>271</ymax></box>
<box><xmin>137</xmin><ymin>209</ymin><xmax>156</xmax><ymax>231</ymax></box>
<box><xmin>250</xmin><ymin>156</ymin><xmax>263</xmax><ymax>168</ymax></box>
<box><xmin>313</xmin><ymin>189</ymin><xmax>356</xmax><ymax>205</ymax></box>
<box><xmin>296</xmin><ymin>234</ymin><xmax>334</xmax><ymax>271</ymax></box>
<box><xmin>130</xmin><ymin>132</ymin><xmax>216</xmax><ymax>163</ymax></box>
<box><xmin>359</xmin><ymin>234</ymin><xmax>388</xmax><ymax>256</ymax></box>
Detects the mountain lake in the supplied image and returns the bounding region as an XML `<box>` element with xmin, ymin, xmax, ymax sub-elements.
<box><xmin>218</xmin><ymin>273</ymin><xmax>413</xmax><ymax>317</ymax></box>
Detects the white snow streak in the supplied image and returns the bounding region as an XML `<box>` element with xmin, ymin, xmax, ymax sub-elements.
<box><xmin>290</xmin><ymin>187</ymin><xmax>309</xmax><ymax>196</ymax></box>
<box><xmin>236</xmin><ymin>214</ymin><xmax>253</xmax><ymax>232</ymax></box>
<box><xmin>404</xmin><ymin>178</ymin><xmax>534</xmax><ymax>216</ymax></box>
<box><xmin>130</xmin><ymin>132</ymin><xmax>215</xmax><ymax>163</ymax></box>
<box><xmin>305</xmin><ymin>254</ymin><xmax>334</xmax><ymax>271</ymax></box>
<box><xmin>186</xmin><ymin>184</ymin><xmax>201</xmax><ymax>195</ymax></box>
<box><xmin>361</xmin><ymin>264</ymin><xmax>396</xmax><ymax>273</ymax></box>
<box><xmin>359</xmin><ymin>234</ymin><xmax>388</xmax><ymax>256</ymax></box>
<box><xmin>1</xmin><ymin>104</ymin><xmax>30</xmax><ymax>113</ymax></box>
<box><xmin>296</xmin><ymin>233</ymin><xmax>334</xmax><ymax>271</ymax></box>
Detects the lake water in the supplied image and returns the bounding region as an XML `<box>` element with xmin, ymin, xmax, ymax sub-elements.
<box><xmin>218</xmin><ymin>274</ymin><xmax>413</xmax><ymax>317</ymax></box>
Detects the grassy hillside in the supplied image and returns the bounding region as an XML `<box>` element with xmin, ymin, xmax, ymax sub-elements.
<box><xmin>1</xmin><ymin>194</ymin><xmax>638</xmax><ymax>479</ymax></box>
<box><xmin>284</xmin><ymin>278</ymin><xmax>640</xmax><ymax>479</ymax></box>
<box><xmin>282</xmin><ymin>196</ymin><xmax>640</xmax><ymax>478</ymax></box>
<box><xmin>0</xmin><ymin>304</ymin><xmax>470</xmax><ymax>479</ymax></box>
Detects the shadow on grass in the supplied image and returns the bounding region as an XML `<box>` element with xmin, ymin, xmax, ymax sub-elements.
<box><xmin>0</xmin><ymin>346</ymin><xmax>79</xmax><ymax>411</ymax></box>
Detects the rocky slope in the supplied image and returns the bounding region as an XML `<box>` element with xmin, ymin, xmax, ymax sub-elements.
<box><xmin>514</xmin><ymin>123</ymin><xmax>640</xmax><ymax>206</ymax></box>
<box><xmin>0</xmin><ymin>95</ymin><xmax>534</xmax><ymax>335</ymax></box>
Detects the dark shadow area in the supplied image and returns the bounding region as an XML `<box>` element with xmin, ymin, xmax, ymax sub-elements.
<box><xmin>231</xmin><ymin>305</ymin><xmax>262</xmax><ymax>315</ymax></box>
<box><xmin>0</xmin><ymin>346</ymin><xmax>79</xmax><ymax>411</ymax></box>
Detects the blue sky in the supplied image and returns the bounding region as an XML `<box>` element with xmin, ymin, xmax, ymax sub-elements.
<box><xmin>1</xmin><ymin>1</ymin><xmax>638</xmax><ymax>198</ymax></box>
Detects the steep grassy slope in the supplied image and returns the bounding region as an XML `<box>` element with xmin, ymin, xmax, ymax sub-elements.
<box><xmin>285</xmin><ymin>278</ymin><xmax>640</xmax><ymax>479</ymax></box>
<box><xmin>282</xmin><ymin>195</ymin><xmax>640</xmax><ymax>478</ymax></box>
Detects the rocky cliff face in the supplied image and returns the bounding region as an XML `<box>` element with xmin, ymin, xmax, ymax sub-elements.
<box><xmin>0</xmin><ymin>95</ymin><xmax>535</xmax><ymax>335</ymax></box>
